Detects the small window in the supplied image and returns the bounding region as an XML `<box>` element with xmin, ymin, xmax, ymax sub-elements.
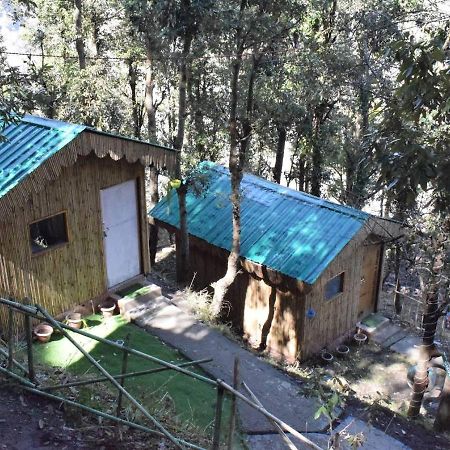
<box><xmin>324</xmin><ymin>272</ymin><xmax>344</xmax><ymax>300</ymax></box>
<box><xmin>30</xmin><ymin>212</ymin><xmax>68</xmax><ymax>254</ymax></box>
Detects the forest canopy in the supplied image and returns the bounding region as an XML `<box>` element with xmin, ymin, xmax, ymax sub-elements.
<box><xmin>0</xmin><ymin>0</ymin><xmax>448</xmax><ymax>217</ymax></box>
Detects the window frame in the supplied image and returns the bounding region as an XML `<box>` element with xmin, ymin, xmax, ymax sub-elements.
<box><xmin>324</xmin><ymin>272</ymin><xmax>345</xmax><ymax>301</ymax></box>
<box><xmin>29</xmin><ymin>210</ymin><xmax>70</xmax><ymax>257</ymax></box>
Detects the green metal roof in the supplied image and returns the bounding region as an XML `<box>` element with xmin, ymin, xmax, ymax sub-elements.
<box><xmin>0</xmin><ymin>115</ymin><xmax>85</xmax><ymax>199</ymax></box>
<box><xmin>150</xmin><ymin>162</ymin><xmax>370</xmax><ymax>284</ymax></box>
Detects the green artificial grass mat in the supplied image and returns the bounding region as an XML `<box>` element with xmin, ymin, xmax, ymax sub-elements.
<box><xmin>360</xmin><ymin>312</ymin><xmax>386</xmax><ymax>328</ymax></box>
<box><xmin>115</xmin><ymin>283</ymin><xmax>149</xmax><ymax>298</ymax></box>
<box><xmin>32</xmin><ymin>314</ymin><xmax>230</xmax><ymax>435</ymax></box>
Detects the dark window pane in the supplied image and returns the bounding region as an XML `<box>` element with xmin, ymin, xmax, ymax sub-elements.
<box><xmin>30</xmin><ymin>213</ymin><xmax>68</xmax><ymax>254</ymax></box>
<box><xmin>324</xmin><ymin>273</ymin><xmax>344</xmax><ymax>300</ymax></box>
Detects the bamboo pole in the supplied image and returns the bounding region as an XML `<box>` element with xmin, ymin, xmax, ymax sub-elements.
<box><xmin>212</xmin><ymin>386</ymin><xmax>225</xmax><ymax>450</ymax></box>
<box><xmin>243</xmin><ymin>382</ymin><xmax>298</xmax><ymax>450</ymax></box>
<box><xmin>7</xmin><ymin>307</ymin><xmax>14</xmax><ymax>370</ymax></box>
<box><xmin>227</xmin><ymin>357</ymin><xmax>239</xmax><ymax>450</ymax></box>
<box><xmin>42</xmin><ymin>358</ymin><xmax>212</xmax><ymax>391</ymax></box>
<box><xmin>24</xmin><ymin>314</ymin><xmax>35</xmax><ymax>382</ymax></box>
<box><xmin>36</xmin><ymin>305</ymin><xmax>185</xmax><ymax>449</ymax></box>
<box><xmin>0</xmin><ymin>298</ymin><xmax>216</xmax><ymax>387</ymax></box>
<box><xmin>217</xmin><ymin>380</ymin><xmax>323</xmax><ymax>450</ymax></box>
<box><xmin>116</xmin><ymin>334</ymin><xmax>130</xmax><ymax>417</ymax></box>
<box><xmin>0</xmin><ymin>365</ymin><xmax>205</xmax><ymax>450</ymax></box>
<box><xmin>0</xmin><ymin>347</ymin><xmax>29</xmax><ymax>375</ymax></box>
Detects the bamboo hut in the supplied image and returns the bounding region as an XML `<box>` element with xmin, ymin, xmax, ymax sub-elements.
<box><xmin>151</xmin><ymin>162</ymin><xmax>402</xmax><ymax>362</ymax></box>
<box><xmin>0</xmin><ymin>114</ymin><xmax>177</xmax><ymax>324</ymax></box>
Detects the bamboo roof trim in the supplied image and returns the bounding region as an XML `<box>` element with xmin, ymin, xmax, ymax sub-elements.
<box><xmin>0</xmin><ymin>131</ymin><xmax>177</xmax><ymax>219</ymax></box>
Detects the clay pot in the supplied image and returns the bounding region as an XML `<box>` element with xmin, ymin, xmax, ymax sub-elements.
<box><xmin>34</xmin><ymin>323</ymin><xmax>54</xmax><ymax>343</ymax></box>
<box><xmin>354</xmin><ymin>332</ymin><xmax>368</xmax><ymax>345</ymax></box>
<box><xmin>66</xmin><ymin>312</ymin><xmax>83</xmax><ymax>329</ymax></box>
<box><xmin>336</xmin><ymin>344</ymin><xmax>350</xmax><ymax>357</ymax></box>
<box><xmin>100</xmin><ymin>300</ymin><xmax>116</xmax><ymax>318</ymax></box>
<box><xmin>321</xmin><ymin>351</ymin><xmax>334</xmax><ymax>363</ymax></box>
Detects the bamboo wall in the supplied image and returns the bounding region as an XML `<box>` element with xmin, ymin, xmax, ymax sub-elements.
<box><xmin>155</xmin><ymin>215</ymin><xmax>398</xmax><ymax>362</ymax></box>
<box><xmin>0</xmin><ymin>153</ymin><xmax>149</xmax><ymax>327</ymax></box>
<box><xmin>186</xmin><ymin>235</ymin><xmax>306</xmax><ymax>363</ymax></box>
<box><xmin>299</xmin><ymin>228</ymin><xmax>383</xmax><ymax>360</ymax></box>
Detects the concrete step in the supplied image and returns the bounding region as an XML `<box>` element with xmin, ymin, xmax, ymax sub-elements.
<box><xmin>357</xmin><ymin>313</ymin><xmax>390</xmax><ymax>336</ymax></box>
<box><xmin>381</xmin><ymin>329</ymin><xmax>408</xmax><ymax>348</ymax></box>
<box><xmin>117</xmin><ymin>284</ymin><xmax>162</xmax><ymax>316</ymax></box>
<box><xmin>371</xmin><ymin>323</ymin><xmax>405</xmax><ymax>346</ymax></box>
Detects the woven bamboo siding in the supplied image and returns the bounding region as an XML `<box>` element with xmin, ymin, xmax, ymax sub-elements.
<box><xmin>300</xmin><ymin>228</ymin><xmax>369</xmax><ymax>359</ymax></box>
<box><xmin>0</xmin><ymin>153</ymin><xmax>148</xmax><ymax>326</ymax></box>
<box><xmin>186</xmin><ymin>234</ymin><xmax>305</xmax><ymax>363</ymax></box>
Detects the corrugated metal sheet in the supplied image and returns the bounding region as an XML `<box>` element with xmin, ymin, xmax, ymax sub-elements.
<box><xmin>151</xmin><ymin>162</ymin><xmax>370</xmax><ymax>284</ymax></box>
<box><xmin>0</xmin><ymin>115</ymin><xmax>85</xmax><ymax>199</ymax></box>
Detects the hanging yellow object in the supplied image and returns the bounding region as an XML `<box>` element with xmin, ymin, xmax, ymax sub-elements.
<box><xmin>169</xmin><ymin>179</ymin><xmax>182</xmax><ymax>189</ymax></box>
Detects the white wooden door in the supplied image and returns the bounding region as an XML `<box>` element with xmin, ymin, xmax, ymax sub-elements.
<box><xmin>100</xmin><ymin>180</ymin><xmax>141</xmax><ymax>288</ymax></box>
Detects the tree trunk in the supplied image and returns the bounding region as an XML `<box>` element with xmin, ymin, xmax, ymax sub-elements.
<box><xmin>310</xmin><ymin>112</ymin><xmax>322</xmax><ymax>197</ymax></box>
<box><xmin>74</xmin><ymin>0</ymin><xmax>86</xmax><ymax>70</ymax></box>
<box><xmin>408</xmin><ymin>244</ymin><xmax>444</xmax><ymax>417</ymax></box>
<box><xmin>144</xmin><ymin>51</ymin><xmax>157</xmax><ymax>140</ymax></box>
<box><xmin>211</xmin><ymin>2</ymin><xmax>246</xmax><ymax>317</ymax></box>
<box><xmin>273</xmin><ymin>123</ymin><xmax>286</xmax><ymax>184</ymax></box>
<box><xmin>145</xmin><ymin>49</ymin><xmax>159</xmax><ymax>268</ymax></box>
<box><xmin>128</xmin><ymin>59</ymin><xmax>142</xmax><ymax>139</ymax></box>
<box><xmin>174</xmin><ymin>18</ymin><xmax>194</xmax><ymax>284</ymax></box>
<box><xmin>148</xmin><ymin>166</ymin><xmax>159</xmax><ymax>266</ymax></box>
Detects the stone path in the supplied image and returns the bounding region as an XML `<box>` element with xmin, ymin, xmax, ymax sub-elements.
<box><xmin>119</xmin><ymin>285</ymin><xmax>328</xmax><ymax>434</ymax></box>
<box><xmin>246</xmin><ymin>416</ymin><xmax>411</xmax><ymax>450</ymax></box>
<box><xmin>118</xmin><ymin>283</ymin><xmax>413</xmax><ymax>449</ymax></box>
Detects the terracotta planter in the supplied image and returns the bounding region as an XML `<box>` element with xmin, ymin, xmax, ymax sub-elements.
<box><xmin>100</xmin><ymin>300</ymin><xmax>116</xmax><ymax>318</ymax></box>
<box><xmin>34</xmin><ymin>323</ymin><xmax>54</xmax><ymax>343</ymax></box>
<box><xmin>66</xmin><ymin>312</ymin><xmax>83</xmax><ymax>329</ymax></box>
<box><xmin>354</xmin><ymin>332</ymin><xmax>368</xmax><ymax>345</ymax></box>
<box><xmin>321</xmin><ymin>351</ymin><xmax>334</xmax><ymax>363</ymax></box>
<box><xmin>336</xmin><ymin>344</ymin><xmax>350</xmax><ymax>357</ymax></box>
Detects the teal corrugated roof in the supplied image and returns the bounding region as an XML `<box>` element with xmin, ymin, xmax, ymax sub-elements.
<box><xmin>0</xmin><ymin>115</ymin><xmax>86</xmax><ymax>199</ymax></box>
<box><xmin>151</xmin><ymin>162</ymin><xmax>370</xmax><ymax>284</ymax></box>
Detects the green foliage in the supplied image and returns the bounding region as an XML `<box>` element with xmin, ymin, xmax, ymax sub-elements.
<box><xmin>1</xmin><ymin>0</ymin><xmax>448</xmax><ymax>222</ymax></box>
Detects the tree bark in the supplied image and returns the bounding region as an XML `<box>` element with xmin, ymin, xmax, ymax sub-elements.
<box><xmin>211</xmin><ymin>0</ymin><xmax>246</xmax><ymax>317</ymax></box>
<box><xmin>144</xmin><ymin>48</ymin><xmax>160</xmax><ymax>268</ymax></box>
<box><xmin>408</xmin><ymin>242</ymin><xmax>444</xmax><ymax>417</ymax></box>
<box><xmin>273</xmin><ymin>123</ymin><xmax>287</xmax><ymax>184</ymax></box>
<box><xmin>310</xmin><ymin>111</ymin><xmax>322</xmax><ymax>197</ymax></box>
<box><xmin>128</xmin><ymin>59</ymin><xmax>142</xmax><ymax>139</ymax></box>
<box><xmin>74</xmin><ymin>0</ymin><xmax>86</xmax><ymax>70</ymax></box>
<box><xmin>174</xmin><ymin>5</ymin><xmax>194</xmax><ymax>284</ymax></box>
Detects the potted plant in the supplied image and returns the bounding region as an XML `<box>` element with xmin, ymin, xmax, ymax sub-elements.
<box><xmin>65</xmin><ymin>312</ymin><xmax>83</xmax><ymax>329</ymax></box>
<box><xmin>336</xmin><ymin>344</ymin><xmax>350</xmax><ymax>357</ymax></box>
<box><xmin>100</xmin><ymin>299</ymin><xmax>116</xmax><ymax>318</ymax></box>
<box><xmin>34</xmin><ymin>323</ymin><xmax>54</xmax><ymax>343</ymax></box>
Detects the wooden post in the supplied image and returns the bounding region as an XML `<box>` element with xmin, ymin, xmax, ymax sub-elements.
<box><xmin>212</xmin><ymin>385</ymin><xmax>225</xmax><ymax>450</ymax></box>
<box><xmin>116</xmin><ymin>333</ymin><xmax>130</xmax><ymax>417</ymax></box>
<box><xmin>7</xmin><ymin>307</ymin><xmax>14</xmax><ymax>370</ymax></box>
<box><xmin>227</xmin><ymin>358</ymin><xmax>240</xmax><ymax>450</ymax></box>
<box><xmin>24</xmin><ymin>314</ymin><xmax>35</xmax><ymax>382</ymax></box>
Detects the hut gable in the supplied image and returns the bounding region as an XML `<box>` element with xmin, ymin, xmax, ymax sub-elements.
<box><xmin>151</xmin><ymin>161</ymin><xmax>382</xmax><ymax>285</ymax></box>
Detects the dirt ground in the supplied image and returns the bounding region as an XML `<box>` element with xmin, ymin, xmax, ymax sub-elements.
<box><xmin>0</xmin><ymin>385</ymin><xmax>173</xmax><ymax>450</ymax></box>
<box><xmin>291</xmin><ymin>342</ymin><xmax>450</xmax><ymax>450</ymax></box>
